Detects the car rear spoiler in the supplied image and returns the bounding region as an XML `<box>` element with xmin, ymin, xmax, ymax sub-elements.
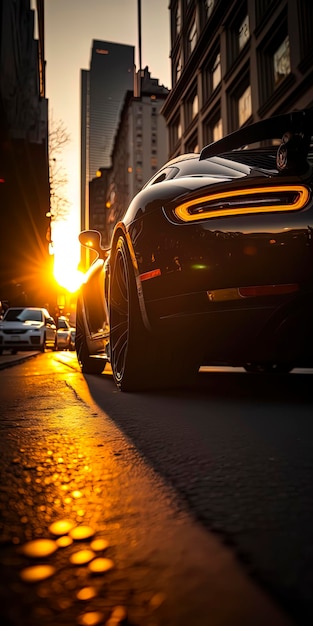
<box><xmin>200</xmin><ymin>109</ymin><xmax>313</xmax><ymax>171</ymax></box>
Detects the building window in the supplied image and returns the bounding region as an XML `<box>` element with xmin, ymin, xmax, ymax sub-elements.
<box><xmin>212</xmin><ymin>52</ymin><xmax>221</xmax><ymax>91</ymax></box>
<box><xmin>186</xmin><ymin>133</ymin><xmax>199</xmax><ymax>153</ymax></box>
<box><xmin>175</xmin><ymin>54</ymin><xmax>183</xmax><ymax>84</ymax></box>
<box><xmin>175</xmin><ymin>1</ymin><xmax>181</xmax><ymax>37</ymax></box>
<box><xmin>297</xmin><ymin>1</ymin><xmax>313</xmax><ymax>59</ymax></box>
<box><xmin>204</xmin><ymin>0</ymin><xmax>215</xmax><ymax>19</ymax></box>
<box><xmin>257</xmin><ymin>16</ymin><xmax>291</xmax><ymax>106</ymax></box>
<box><xmin>136</xmin><ymin>167</ymin><xmax>143</xmax><ymax>182</ymax></box>
<box><xmin>238</xmin><ymin>15</ymin><xmax>250</xmax><ymax>51</ymax></box>
<box><xmin>213</xmin><ymin>118</ymin><xmax>223</xmax><ymax>141</ymax></box>
<box><xmin>203</xmin><ymin>50</ymin><xmax>221</xmax><ymax>101</ymax></box>
<box><xmin>226</xmin><ymin>5</ymin><xmax>250</xmax><ymax>69</ymax></box>
<box><xmin>238</xmin><ymin>85</ymin><xmax>252</xmax><ymax>126</ymax></box>
<box><xmin>192</xmin><ymin>94</ymin><xmax>199</xmax><ymax>118</ymax></box>
<box><xmin>170</xmin><ymin>115</ymin><xmax>182</xmax><ymax>151</ymax></box>
<box><xmin>273</xmin><ymin>36</ymin><xmax>290</xmax><ymax>86</ymax></box>
<box><xmin>185</xmin><ymin>89</ymin><xmax>198</xmax><ymax>128</ymax></box>
<box><xmin>203</xmin><ymin>111</ymin><xmax>222</xmax><ymax>145</ymax></box>
<box><xmin>187</xmin><ymin>20</ymin><xmax>198</xmax><ymax>57</ymax></box>
<box><xmin>255</xmin><ymin>0</ymin><xmax>273</xmax><ymax>25</ymax></box>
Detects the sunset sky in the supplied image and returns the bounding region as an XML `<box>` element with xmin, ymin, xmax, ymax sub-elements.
<box><xmin>43</xmin><ymin>0</ymin><xmax>171</xmax><ymax>289</ymax></box>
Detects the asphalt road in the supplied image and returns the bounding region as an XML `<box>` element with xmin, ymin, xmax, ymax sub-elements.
<box><xmin>0</xmin><ymin>351</ymin><xmax>312</xmax><ymax>625</ymax></box>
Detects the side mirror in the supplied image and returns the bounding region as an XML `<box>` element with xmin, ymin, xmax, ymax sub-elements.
<box><xmin>78</xmin><ymin>230</ymin><xmax>109</xmax><ymax>259</ymax></box>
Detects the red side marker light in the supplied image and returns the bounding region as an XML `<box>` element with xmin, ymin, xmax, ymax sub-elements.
<box><xmin>140</xmin><ymin>269</ymin><xmax>161</xmax><ymax>282</ymax></box>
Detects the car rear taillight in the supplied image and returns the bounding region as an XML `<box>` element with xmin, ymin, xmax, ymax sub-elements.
<box><xmin>174</xmin><ymin>185</ymin><xmax>310</xmax><ymax>222</ymax></box>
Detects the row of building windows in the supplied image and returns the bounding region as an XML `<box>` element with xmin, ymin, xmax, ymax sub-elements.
<box><xmin>171</xmin><ymin>108</ymin><xmax>222</xmax><ymax>154</ymax></box>
<box><xmin>172</xmin><ymin>2</ymin><xmax>292</xmax><ymax>92</ymax></box>
<box><xmin>174</xmin><ymin>16</ymin><xmax>290</xmax><ymax>91</ymax></box>
<box><xmin>169</xmin><ymin>30</ymin><xmax>292</xmax><ymax>152</ymax></box>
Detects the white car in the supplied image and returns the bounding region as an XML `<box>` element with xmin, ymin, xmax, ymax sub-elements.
<box><xmin>56</xmin><ymin>316</ymin><xmax>75</xmax><ymax>351</ymax></box>
<box><xmin>0</xmin><ymin>307</ymin><xmax>57</xmax><ymax>354</ymax></box>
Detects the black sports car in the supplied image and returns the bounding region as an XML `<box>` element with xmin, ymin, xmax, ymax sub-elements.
<box><xmin>76</xmin><ymin>109</ymin><xmax>313</xmax><ymax>391</ymax></box>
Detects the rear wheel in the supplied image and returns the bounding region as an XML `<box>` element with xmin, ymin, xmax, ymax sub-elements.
<box><xmin>109</xmin><ymin>236</ymin><xmax>199</xmax><ymax>391</ymax></box>
<box><xmin>75</xmin><ymin>299</ymin><xmax>105</xmax><ymax>375</ymax></box>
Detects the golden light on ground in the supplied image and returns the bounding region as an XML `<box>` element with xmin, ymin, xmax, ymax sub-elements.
<box><xmin>52</xmin><ymin>219</ymin><xmax>84</xmax><ymax>292</ymax></box>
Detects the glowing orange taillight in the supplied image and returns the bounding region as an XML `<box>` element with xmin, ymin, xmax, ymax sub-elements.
<box><xmin>174</xmin><ymin>185</ymin><xmax>310</xmax><ymax>222</ymax></box>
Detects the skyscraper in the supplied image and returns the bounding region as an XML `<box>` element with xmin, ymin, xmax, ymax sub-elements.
<box><xmin>0</xmin><ymin>0</ymin><xmax>51</xmax><ymax>307</ymax></box>
<box><xmin>81</xmin><ymin>40</ymin><xmax>135</xmax><ymax>232</ymax></box>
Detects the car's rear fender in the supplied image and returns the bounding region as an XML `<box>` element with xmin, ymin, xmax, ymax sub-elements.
<box><xmin>110</xmin><ymin>224</ymin><xmax>152</xmax><ymax>332</ymax></box>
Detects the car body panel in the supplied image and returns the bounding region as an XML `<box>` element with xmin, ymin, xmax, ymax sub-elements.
<box><xmin>76</xmin><ymin>109</ymin><xmax>313</xmax><ymax>388</ymax></box>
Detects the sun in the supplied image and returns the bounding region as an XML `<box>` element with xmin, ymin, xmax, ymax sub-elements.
<box><xmin>52</xmin><ymin>220</ymin><xmax>84</xmax><ymax>293</ymax></box>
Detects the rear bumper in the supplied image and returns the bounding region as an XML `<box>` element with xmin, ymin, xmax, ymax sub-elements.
<box><xmin>145</xmin><ymin>290</ymin><xmax>313</xmax><ymax>367</ymax></box>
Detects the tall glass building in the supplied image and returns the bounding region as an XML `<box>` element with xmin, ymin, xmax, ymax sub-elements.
<box><xmin>80</xmin><ymin>40</ymin><xmax>134</xmax><ymax>232</ymax></box>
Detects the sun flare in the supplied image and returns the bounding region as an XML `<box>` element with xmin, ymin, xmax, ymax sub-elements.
<box><xmin>52</xmin><ymin>220</ymin><xmax>84</xmax><ymax>293</ymax></box>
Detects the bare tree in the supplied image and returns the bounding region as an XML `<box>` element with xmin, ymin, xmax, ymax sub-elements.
<box><xmin>48</xmin><ymin>114</ymin><xmax>71</xmax><ymax>221</ymax></box>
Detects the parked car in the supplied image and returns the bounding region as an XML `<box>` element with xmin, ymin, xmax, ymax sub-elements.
<box><xmin>69</xmin><ymin>327</ymin><xmax>76</xmax><ymax>351</ymax></box>
<box><xmin>0</xmin><ymin>307</ymin><xmax>57</xmax><ymax>354</ymax></box>
<box><xmin>56</xmin><ymin>316</ymin><xmax>75</xmax><ymax>351</ymax></box>
<box><xmin>75</xmin><ymin>108</ymin><xmax>313</xmax><ymax>391</ymax></box>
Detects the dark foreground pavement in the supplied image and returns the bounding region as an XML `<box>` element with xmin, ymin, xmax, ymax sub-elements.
<box><xmin>0</xmin><ymin>351</ymin><xmax>296</xmax><ymax>626</ymax></box>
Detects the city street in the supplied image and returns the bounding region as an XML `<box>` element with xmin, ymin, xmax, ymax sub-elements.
<box><xmin>0</xmin><ymin>351</ymin><xmax>312</xmax><ymax>625</ymax></box>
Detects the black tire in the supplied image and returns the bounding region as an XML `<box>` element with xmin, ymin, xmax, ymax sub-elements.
<box><xmin>75</xmin><ymin>298</ymin><xmax>104</xmax><ymax>375</ymax></box>
<box><xmin>40</xmin><ymin>336</ymin><xmax>46</xmax><ymax>353</ymax></box>
<box><xmin>244</xmin><ymin>363</ymin><xmax>293</xmax><ymax>374</ymax></box>
<box><xmin>109</xmin><ymin>235</ymin><xmax>199</xmax><ymax>391</ymax></box>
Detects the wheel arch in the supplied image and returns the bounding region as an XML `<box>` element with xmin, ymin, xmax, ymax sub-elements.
<box><xmin>110</xmin><ymin>225</ymin><xmax>151</xmax><ymax>332</ymax></box>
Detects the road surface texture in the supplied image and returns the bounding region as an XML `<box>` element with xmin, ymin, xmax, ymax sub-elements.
<box><xmin>0</xmin><ymin>350</ymin><xmax>312</xmax><ymax>625</ymax></box>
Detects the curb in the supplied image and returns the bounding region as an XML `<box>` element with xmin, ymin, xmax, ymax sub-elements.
<box><xmin>0</xmin><ymin>351</ymin><xmax>41</xmax><ymax>371</ymax></box>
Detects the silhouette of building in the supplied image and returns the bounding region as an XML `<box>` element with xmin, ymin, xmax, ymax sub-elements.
<box><xmin>103</xmin><ymin>67</ymin><xmax>169</xmax><ymax>246</ymax></box>
<box><xmin>0</xmin><ymin>0</ymin><xmax>51</xmax><ymax>306</ymax></box>
<box><xmin>80</xmin><ymin>40</ymin><xmax>135</xmax><ymax>236</ymax></box>
<box><xmin>162</xmin><ymin>0</ymin><xmax>313</xmax><ymax>158</ymax></box>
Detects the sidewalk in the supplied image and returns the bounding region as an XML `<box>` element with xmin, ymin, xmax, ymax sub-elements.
<box><xmin>0</xmin><ymin>350</ymin><xmax>40</xmax><ymax>370</ymax></box>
